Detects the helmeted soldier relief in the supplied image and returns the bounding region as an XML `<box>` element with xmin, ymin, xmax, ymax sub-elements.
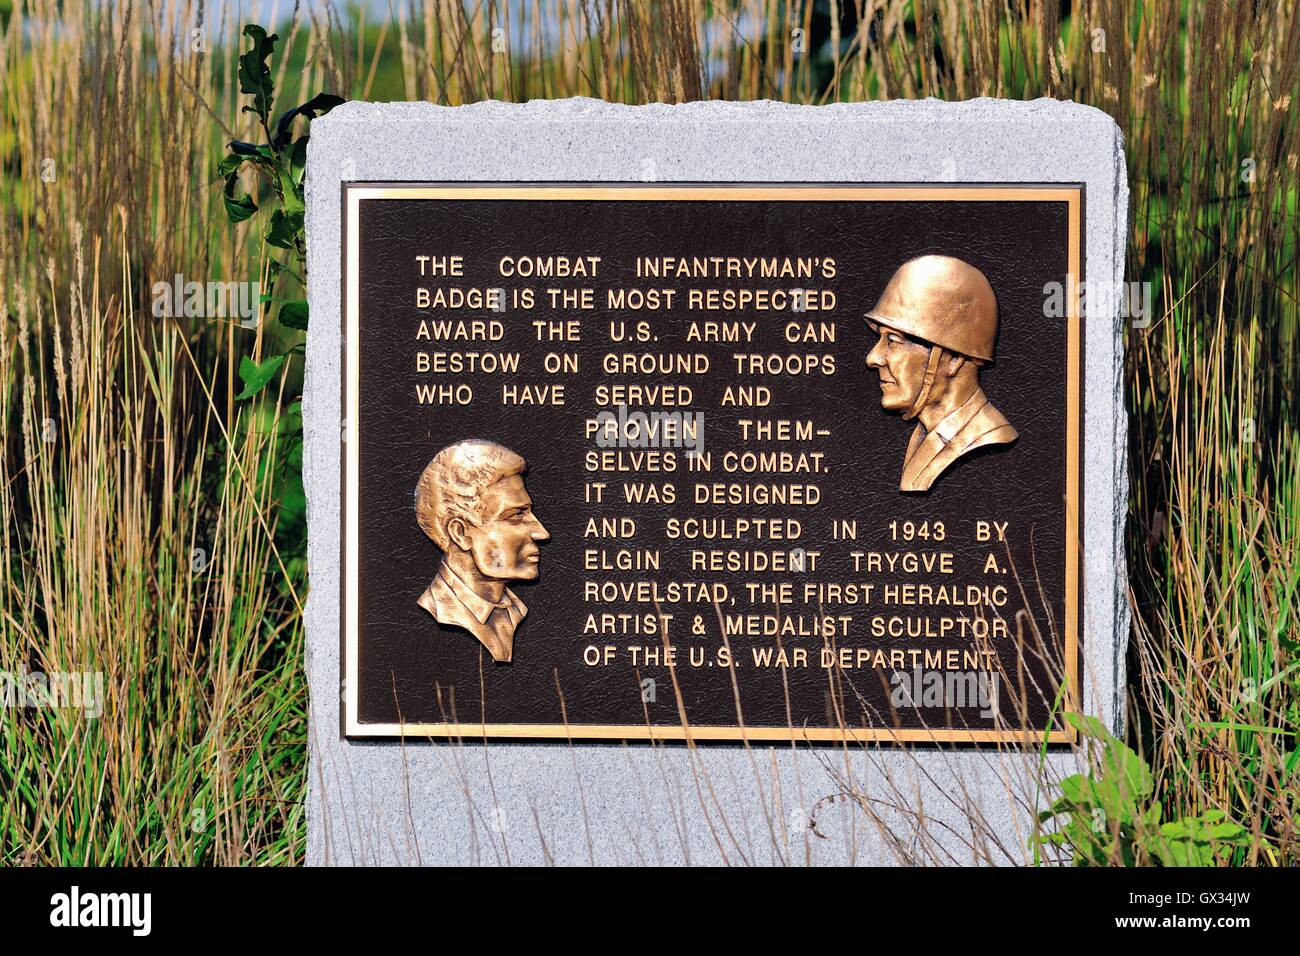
<box><xmin>864</xmin><ymin>255</ymin><xmax>1019</xmax><ymax>492</ymax></box>
<box><xmin>414</xmin><ymin>440</ymin><xmax>550</xmax><ymax>662</ymax></box>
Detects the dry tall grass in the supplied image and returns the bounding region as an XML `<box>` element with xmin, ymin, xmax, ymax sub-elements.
<box><xmin>0</xmin><ymin>0</ymin><xmax>1295</xmax><ymax>864</ymax></box>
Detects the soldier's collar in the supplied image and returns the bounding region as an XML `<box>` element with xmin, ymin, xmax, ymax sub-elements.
<box><xmin>932</xmin><ymin>389</ymin><xmax>989</xmax><ymax>444</ymax></box>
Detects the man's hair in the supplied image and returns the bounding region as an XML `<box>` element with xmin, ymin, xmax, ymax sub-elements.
<box><xmin>414</xmin><ymin>440</ymin><xmax>527</xmax><ymax>550</ymax></box>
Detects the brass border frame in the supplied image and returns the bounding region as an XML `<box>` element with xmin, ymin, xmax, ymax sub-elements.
<box><xmin>342</xmin><ymin>184</ymin><xmax>1083</xmax><ymax>744</ymax></box>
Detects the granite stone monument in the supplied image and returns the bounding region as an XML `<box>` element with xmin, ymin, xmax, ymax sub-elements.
<box><xmin>304</xmin><ymin>98</ymin><xmax>1128</xmax><ymax>865</ymax></box>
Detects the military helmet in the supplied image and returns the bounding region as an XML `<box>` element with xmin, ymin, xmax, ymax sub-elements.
<box><xmin>864</xmin><ymin>255</ymin><xmax>998</xmax><ymax>363</ymax></box>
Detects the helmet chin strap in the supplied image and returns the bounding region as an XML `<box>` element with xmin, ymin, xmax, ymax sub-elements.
<box><xmin>902</xmin><ymin>346</ymin><xmax>945</xmax><ymax>422</ymax></box>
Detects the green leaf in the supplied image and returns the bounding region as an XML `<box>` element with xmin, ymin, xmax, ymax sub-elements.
<box><xmin>223</xmin><ymin>174</ymin><xmax>257</xmax><ymax>223</ymax></box>
<box><xmin>1094</xmin><ymin>741</ymin><xmax>1153</xmax><ymax>825</ymax></box>
<box><xmin>266</xmin><ymin>209</ymin><xmax>301</xmax><ymax>250</ymax></box>
<box><xmin>1150</xmin><ymin>810</ymin><xmax>1248</xmax><ymax>867</ymax></box>
<box><xmin>1064</xmin><ymin>712</ymin><xmax>1110</xmax><ymax>741</ymax></box>
<box><xmin>236</xmin><ymin>354</ymin><xmax>286</xmax><ymax>401</ymax></box>
<box><xmin>237</xmin><ymin>24</ymin><xmax>278</xmax><ymax>125</ymax></box>
<box><xmin>278</xmin><ymin>166</ymin><xmax>305</xmax><ymax>217</ymax></box>
<box><xmin>1192</xmin><ymin>720</ymin><xmax>1292</xmax><ymax>735</ymax></box>
<box><xmin>262</xmin><ymin>256</ymin><xmax>287</xmax><ymax>292</ymax></box>
<box><xmin>217</xmin><ymin>153</ymin><xmax>246</xmax><ymax>178</ymax></box>
<box><xmin>227</xmin><ymin>140</ymin><xmax>274</xmax><ymax>160</ymax></box>
<box><xmin>220</xmin><ymin>143</ymin><xmax>274</xmax><ymax>184</ymax></box>
<box><xmin>279</xmin><ymin>300</ymin><xmax>308</xmax><ymax>330</ymax></box>
<box><xmin>1056</xmin><ymin>774</ymin><xmax>1093</xmax><ymax>805</ymax></box>
<box><xmin>1063</xmin><ymin>712</ymin><xmax>1153</xmax><ymax>825</ymax></box>
<box><xmin>272</xmin><ymin>92</ymin><xmax>346</xmax><ymax>150</ymax></box>
<box><xmin>290</xmin><ymin>136</ymin><xmax>309</xmax><ymax>188</ymax></box>
<box><xmin>1142</xmin><ymin>801</ymin><xmax>1162</xmax><ymax>827</ymax></box>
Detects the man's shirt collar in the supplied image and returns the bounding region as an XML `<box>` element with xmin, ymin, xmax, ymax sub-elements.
<box><xmin>438</xmin><ymin>562</ymin><xmax>514</xmax><ymax>625</ymax></box>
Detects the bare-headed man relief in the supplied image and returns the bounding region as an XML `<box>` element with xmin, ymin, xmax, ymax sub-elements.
<box><xmin>414</xmin><ymin>439</ymin><xmax>550</xmax><ymax>662</ymax></box>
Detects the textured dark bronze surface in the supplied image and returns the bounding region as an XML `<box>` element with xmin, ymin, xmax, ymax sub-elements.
<box><xmin>344</xmin><ymin>186</ymin><xmax>1081</xmax><ymax>740</ymax></box>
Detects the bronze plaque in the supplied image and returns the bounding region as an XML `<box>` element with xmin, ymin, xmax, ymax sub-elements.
<box><xmin>342</xmin><ymin>184</ymin><xmax>1082</xmax><ymax>743</ymax></box>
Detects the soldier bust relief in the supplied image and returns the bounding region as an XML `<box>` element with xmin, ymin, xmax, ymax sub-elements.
<box><xmin>414</xmin><ymin>439</ymin><xmax>550</xmax><ymax>662</ymax></box>
<box><xmin>864</xmin><ymin>255</ymin><xmax>1019</xmax><ymax>493</ymax></box>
